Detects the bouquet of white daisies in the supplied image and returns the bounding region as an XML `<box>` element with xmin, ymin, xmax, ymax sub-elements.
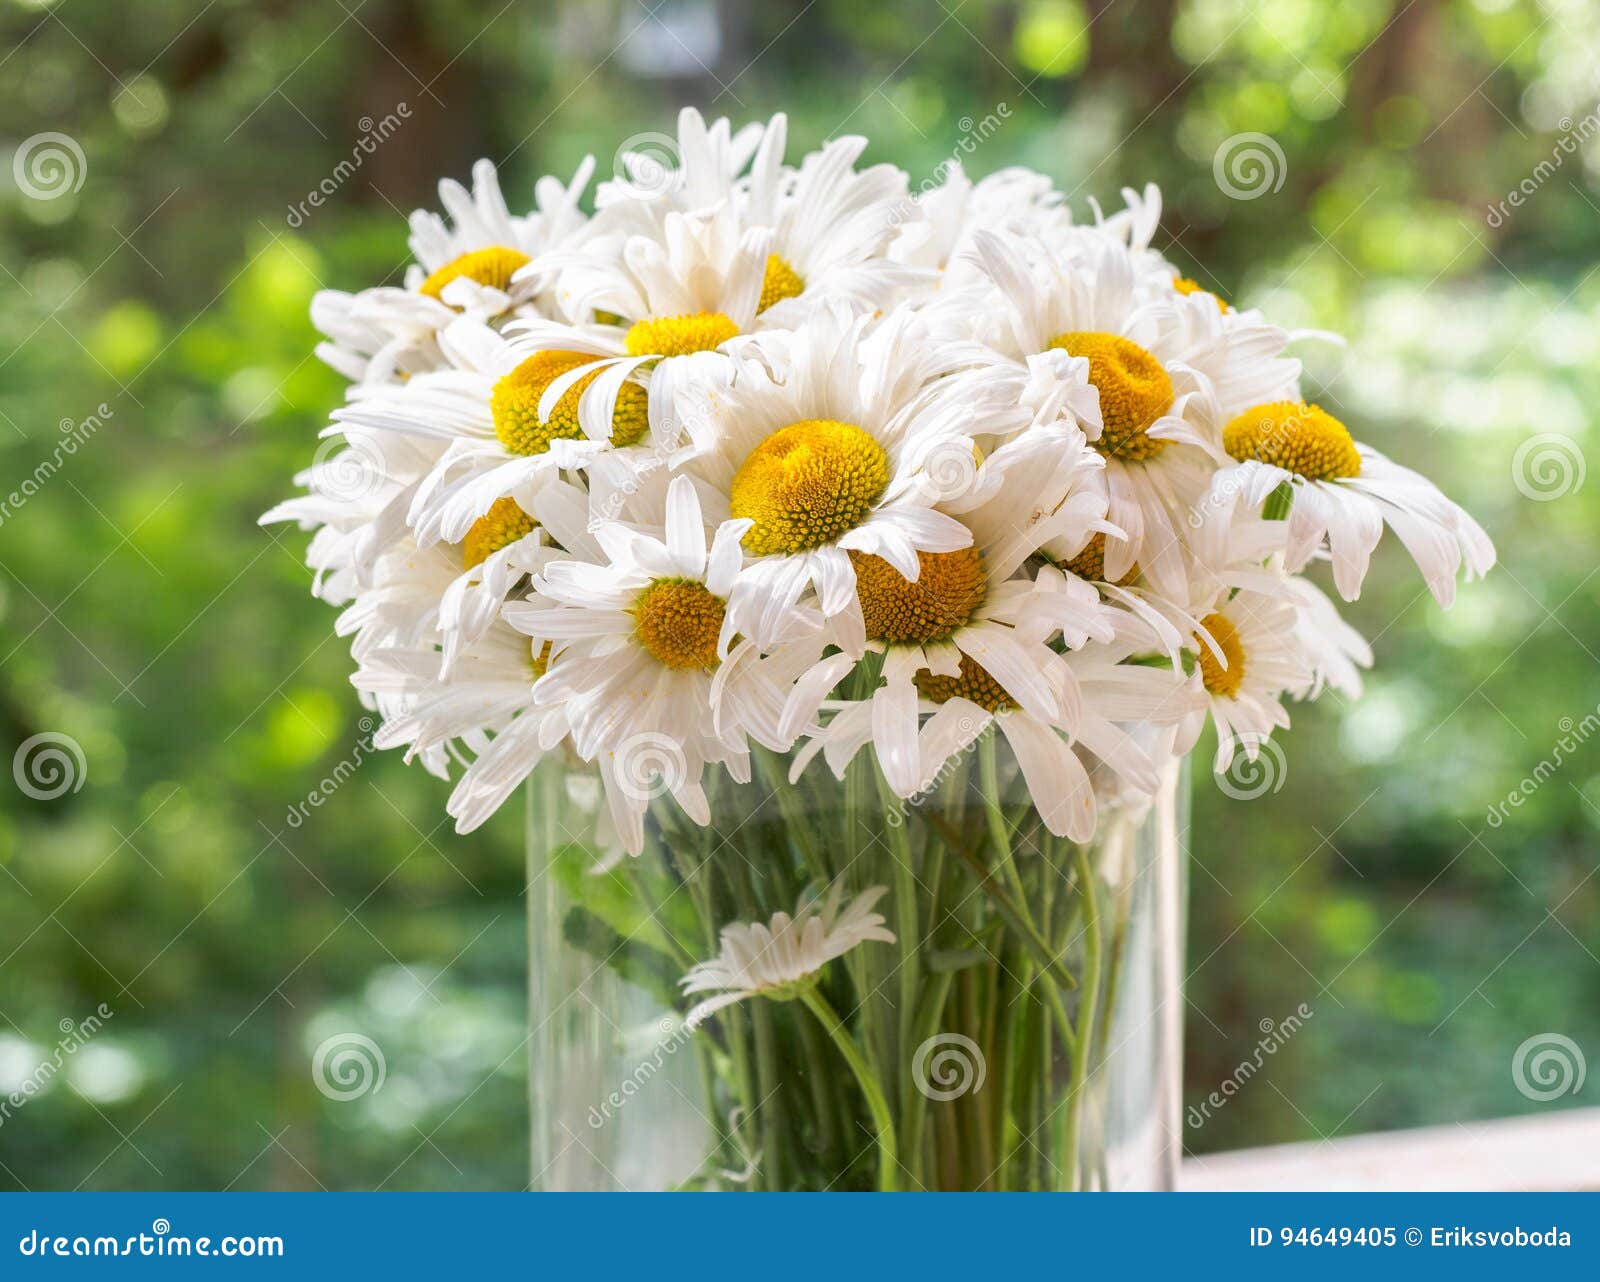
<box><xmin>266</xmin><ymin>110</ymin><xmax>1492</xmax><ymax>1191</ymax></box>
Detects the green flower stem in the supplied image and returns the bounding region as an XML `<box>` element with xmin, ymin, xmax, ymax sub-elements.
<box><xmin>1262</xmin><ymin>479</ymin><xmax>1295</xmax><ymax>521</ymax></box>
<box><xmin>932</xmin><ymin>761</ymin><xmax>1082</xmax><ymax>1073</ymax></box>
<box><xmin>978</xmin><ymin>733</ymin><xmax>1015</xmax><ymax>866</ymax></box>
<box><xmin>975</xmin><ymin>735</ymin><xmax>1082</xmax><ymax>1018</ymax></box>
<box><xmin>730</xmin><ymin>852</ymin><xmax>799</xmax><ymax>1187</ymax></box>
<box><xmin>995</xmin><ymin>956</ymin><xmax>1028</xmax><ymax>1188</ymax></box>
<box><xmin>1061</xmin><ymin>845</ymin><xmax>1104</xmax><ymax>1191</ymax></box>
<box><xmin>799</xmin><ymin>985</ymin><xmax>899</xmax><ymax>1191</ymax></box>
<box><xmin>899</xmin><ymin>966</ymin><xmax>954</xmax><ymax>1187</ymax></box>
<box><xmin>959</xmin><ymin>969</ymin><xmax>984</xmax><ymax>1186</ymax></box>
<box><xmin>793</xmin><ymin>1005</ymin><xmax>845</xmax><ymax>1166</ymax></box>
<box><xmin>623</xmin><ymin>859</ymin><xmax>696</xmax><ymax>969</ymax></box>
<box><xmin>929</xmin><ymin>813</ymin><xmax>1077</xmax><ymax>993</ymax></box>
<box><xmin>690</xmin><ymin>1037</ymin><xmax>730</xmax><ymax>1177</ymax></box>
<box><xmin>757</xmin><ymin>747</ymin><xmax>829</xmax><ymax>887</ymax></box>
<box><xmin>749</xmin><ymin>1000</ymin><xmax>788</xmax><ymax>1189</ymax></box>
<box><xmin>873</xmin><ymin>767</ymin><xmax>920</xmax><ymax>1082</ymax></box>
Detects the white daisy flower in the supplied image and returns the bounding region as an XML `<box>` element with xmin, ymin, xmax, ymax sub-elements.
<box><xmin>890</xmin><ymin>160</ymin><xmax>1070</xmax><ymax>290</ymax></box>
<box><xmin>310</xmin><ymin>158</ymin><xmax>599</xmax><ymax>388</ymax></box>
<box><xmin>504</xmin><ymin>475</ymin><xmax>809</xmax><ymax>853</ymax></box>
<box><xmin>342</xmin><ymin>485</ymin><xmax>567</xmax><ymax>672</ymax></box>
<box><xmin>1285</xmin><ymin>574</ymin><xmax>1372</xmax><ymax>700</ymax></box>
<box><xmin>1084</xmin><ymin>184</ymin><xmax>1344</xmax><ymax>343</ymax></box>
<box><xmin>596</xmin><ymin>108</ymin><xmax>928</xmax><ymax>324</ymax></box>
<box><xmin>597</xmin><ymin>107</ymin><xmax>767</xmax><ymax>214</ymax></box>
<box><xmin>1178</xmin><ymin>586</ymin><xmax>1314</xmax><ymax>772</ymax></box>
<box><xmin>309</xmin><ymin>288</ymin><xmax>453</xmax><ymax>387</ymax></box>
<box><xmin>261</xmin><ymin>423</ymin><xmax>447</xmax><ymax>599</ymax></box>
<box><xmin>352</xmin><ymin>621</ymin><xmax>569</xmax><ymax>829</ymax></box>
<box><xmin>778</xmin><ymin>438</ymin><xmax>1127</xmax><ymax>827</ymax></box>
<box><xmin>719</xmin><ymin>112</ymin><xmax>928</xmax><ymax>326</ymax></box>
<box><xmin>680</xmin><ymin>883</ymin><xmax>895</xmax><ymax>1029</ymax></box>
<box><xmin>328</xmin><ymin>316</ymin><xmax>654</xmax><ymax>549</ymax></box>
<box><xmin>406</xmin><ymin>156</ymin><xmax>594</xmax><ymax>316</ymax></box>
<box><xmin>333</xmin><ymin>538</ymin><xmax>457</xmax><ymax>661</ymax></box>
<box><xmin>1074</xmin><ymin>182</ymin><xmax>1219</xmax><ymax>307</ymax></box>
<box><xmin>514</xmin><ymin>112</ymin><xmax>930</xmax><ymax>438</ymax></box>
<box><xmin>1197</xmin><ymin>399</ymin><xmax>1495</xmax><ymax>607</ymax></box>
<box><xmin>673</xmin><ymin>302</ymin><xmax>1024</xmax><ymax>651</ymax></box>
<box><xmin>934</xmin><ymin>231</ymin><xmax>1300</xmax><ymax>598</ymax></box>
<box><xmin>506</xmin><ymin>200</ymin><xmax>773</xmax><ymax>444</ymax></box>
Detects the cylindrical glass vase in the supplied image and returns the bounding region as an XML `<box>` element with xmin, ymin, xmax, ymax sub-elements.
<box><xmin>526</xmin><ymin>735</ymin><xmax>1187</xmax><ymax>1192</ymax></box>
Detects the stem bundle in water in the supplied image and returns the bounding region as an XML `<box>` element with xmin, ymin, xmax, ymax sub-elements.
<box><xmin>528</xmin><ymin>734</ymin><xmax>1182</xmax><ymax>1192</ymax></box>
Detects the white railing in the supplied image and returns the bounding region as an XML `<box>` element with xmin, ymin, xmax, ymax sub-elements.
<box><xmin>1182</xmin><ymin>1107</ymin><xmax>1600</xmax><ymax>1191</ymax></box>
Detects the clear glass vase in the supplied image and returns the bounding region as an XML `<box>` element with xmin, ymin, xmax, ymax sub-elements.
<box><xmin>526</xmin><ymin>735</ymin><xmax>1188</xmax><ymax>1192</ymax></box>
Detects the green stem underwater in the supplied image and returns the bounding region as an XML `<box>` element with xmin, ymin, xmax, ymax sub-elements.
<box><xmin>800</xmin><ymin>985</ymin><xmax>900</xmax><ymax>1191</ymax></box>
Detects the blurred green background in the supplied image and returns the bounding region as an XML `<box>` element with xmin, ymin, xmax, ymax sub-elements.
<box><xmin>2</xmin><ymin>0</ymin><xmax>1596</xmax><ymax>1190</ymax></box>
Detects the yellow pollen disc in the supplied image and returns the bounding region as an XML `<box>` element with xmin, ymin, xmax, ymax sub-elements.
<box><xmin>1061</xmin><ymin>532</ymin><xmax>1138</xmax><ymax>586</ymax></box>
<box><xmin>1049</xmin><ymin>331</ymin><xmax>1175</xmax><ymax>462</ymax></box>
<box><xmin>852</xmin><ymin>547</ymin><xmax>987</xmax><ymax>645</ymax></box>
<box><xmin>632</xmin><ymin>578</ymin><xmax>726</xmax><ymax>672</ymax></box>
<box><xmin>462</xmin><ymin>497</ymin><xmax>537</xmax><ymax>570</ymax></box>
<box><xmin>729</xmin><ymin>419</ymin><xmax>890</xmax><ymax>556</ymax></box>
<box><xmin>1173</xmin><ymin>276</ymin><xmax>1227</xmax><ymax>311</ymax></box>
<box><xmin>530</xmin><ymin>640</ymin><xmax>553</xmax><ymax>681</ymax></box>
<box><xmin>1223</xmin><ymin>401</ymin><xmax>1362</xmax><ymax>482</ymax></box>
<box><xmin>758</xmin><ymin>254</ymin><xmax>806</xmax><ymax>313</ymax></box>
<box><xmin>490</xmin><ymin>350</ymin><xmax>649</xmax><ymax>456</ymax></box>
<box><xmin>913</xmin><ymin>654</ymin><xmax>1017</xmax><ymax>713</ymax></box>
<box><xmin>418</xmin><ymin>246</ymin><xmax>531</xmax><ymax>305</ymax></box>
<box><xmin>624</xmin><ymin>312</ymin><xmax>740</xmax><ymax>358</ymax></box>
<box><xmin>1196</xmin><ymin>612</ymin><xmax>1247</xmax><ymax>699</ymax></box>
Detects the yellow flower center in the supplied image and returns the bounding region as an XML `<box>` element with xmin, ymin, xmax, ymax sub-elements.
<box><xmin>913</xmin><ymin>654</ymin><xmax>1017</xmax><ymax>713</ymax></box>
<box><xmin>490</xmin><ymin>350</ymin><xmax>649</xmax><ymax>456</ymax></box>
<box><xmin>729</xmin><ymin>419</ymin><xmax>890</xmax><ymax>556</ymax></box>
<box><xmin>1173</xmin><ymin>277</ymin><xmax>1227</xmax><ymax>311</ymax></box>
<box><xmin>1048</xmin><ymin>331</ymin><xmax>1174</xmax><ymax>462</ymax></box>
<box><xmin>852</xmin><ymin>547</ymin><xmax>987</xmax><ymax>645</ymax></box>
<box><xmin>624</xmin><ymin>312</ymin><xmax>740</xmax><ymax>358</ymax></box>
<box><xmin>418</xmin><ymin>246</ymin><xmax>530</xmax><ymax>305</ymax></box>
<box><xmin>632</xmin><ymin>578</ymin><xmax>726</xmax><ymax>672</ymax></box>
<box><xmin>758</xmin><ymin>254</ymin><xmax>806</xmax><ymax>313</ymax></box>
<box><xmin>1222</xmin><ymin>401</ymin><xmax>1362</xmax><ymax>482</ymax></box>
<box><xmin>530</xmin><ymin>640</ymin><xmax>553</xmax><ymax>681</ymax></box>
<box><xmin>462</xmin><ymin>497</ymin><xmax>536</xmax><ymax>570</ymax></box>
<box><xmin>1196</xmin><ymin>612</ymin><xmax>1246</xmax><ymax>699</ymax></box>
<box><xmin>1061</xmin><ymin>532</ymin><xmax>1138</xmax><ymax>586</ymax></box>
